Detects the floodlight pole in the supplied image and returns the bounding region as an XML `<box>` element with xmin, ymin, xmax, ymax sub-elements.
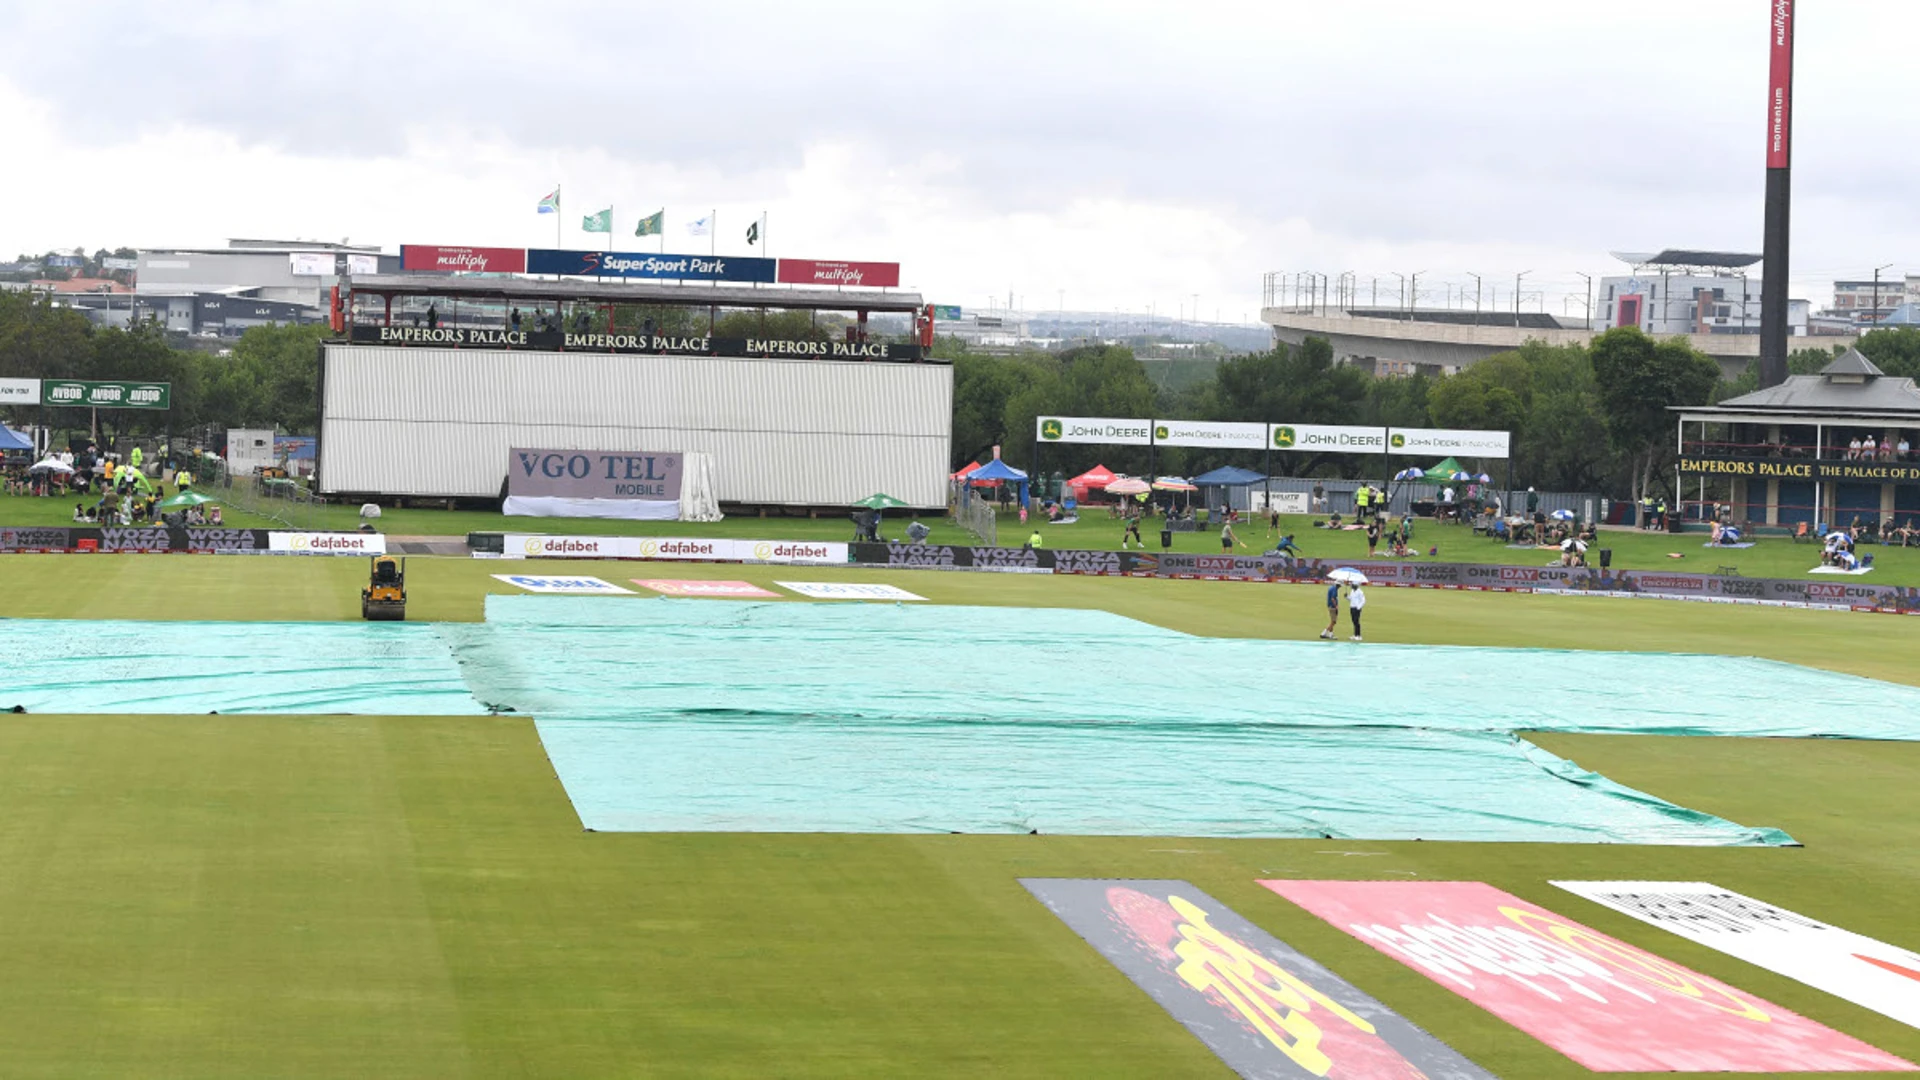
<box><xmin>1758</xmin><ymin>0</ymin><xmax>1794</xmax><ymax>388</ymax></box>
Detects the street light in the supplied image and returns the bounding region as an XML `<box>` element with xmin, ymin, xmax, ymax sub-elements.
<box><xmin>1514</xmin><ymin>270</ymin><xmax>1530</xmax><ymax>327</ymax></box>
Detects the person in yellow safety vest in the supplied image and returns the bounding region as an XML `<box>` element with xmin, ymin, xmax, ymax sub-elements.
<box><xmin>1641</xmin><ymin>494</ymin><xmax>1655</xmax><ymax>529</ymax></box>
<box><xmin>175</xmin><ymin>468</ymin><xmax>193</xmax><ymax>492</ymax></box>
<box><xmin>1025</xmin><ymin>529</ymin><xmax>1043</xmax><ymax>550</ymax></box>
<box><xmin>1656</xmin><ymin>498</ymin><xmax>1667</xmax><ymax>531</ymax></box>
<box><xmin>129</xmin><ymin>445</ymin><xmax>143</xmax><ymax>471</ymax></box>
<box><xmin>1354</xmin><ymin>484</ymin><xmax>1370</xmax><ymax>519</ymax></box>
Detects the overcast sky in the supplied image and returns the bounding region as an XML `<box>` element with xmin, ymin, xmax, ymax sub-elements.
<box><xmin>1</xmin><ymin>1</ymin><xmax>1914</xmax><ymax>322</ymax></box>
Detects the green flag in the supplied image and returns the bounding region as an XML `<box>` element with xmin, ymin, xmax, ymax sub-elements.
<box><xmin>634</xmin><ymin>209</ymin><xmax>664</xmax><ymax>237</ymax></box>
<box><xmin>582</xmin><ymin>207</ymin><xmax>612</xmax><ymax>233</ymax></box>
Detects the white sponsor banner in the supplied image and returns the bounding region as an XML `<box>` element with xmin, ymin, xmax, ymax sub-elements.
<box><xmin>507</xmin><ymin>533</ymin><xmax>634</xmax><ymax>559</ymax></box>
<box><xmin>1269</xmin><ymin>423</ymin><xmax>1387</xmax><ymax>453</ymax></box>
<box><xmin>1250</xmin><ymin>491</ymin><xmax>1310</xmax><ymax>514</ymax></box>
<box><xmin>502</xmin><ymin>535</ymin><xmax>847</xmax><ymax>565</ymax></box>
<box><xmin>267</xmin><ymin>531</ymin><xmax>388</xmax><ymax>556</ymax></box>
<box><xmin>1151</xmin><ymin>419</ymin><xmax>1265</xmax><ymax>449</ymax></box>
<box><xmin>777</xmin><ymin>581</ymin><xmax>926</xmax><ymax>601</ymax></box>
<box><xmin>1035</xmin><ymin>416</ymin><xmax>1152</xmax><ymax>446</ymax></box>
<box><xmin>101</xmin><ymin>257</ymin><xmax>139</xmax><ymax>271</ymax></box>
<box><xmin>1388</xmin><ymin>427</ymin><xmax>1511</xmax><ymax>459</ymax></box>
<box><xmin>742</xmin><ymin>540</ymin><xmax>847</xmax><ymax>565</ymax></box>
<box><xmin>289</xmin><ymin>252</ymin><xmax>378</xmax><ymax>276</ymax></box>
<box><xmin>491</xmin><ymin>573</ymin><xmax>634</xmax><ymax>594</ymax></box>
<box><xmin>1554</xmin><ymin>880</ymin><xmax>1920</xmax><ymax>1031</ymax></box>
<box><xmin>0</xmin><ymin>377</ymin><xmax>40</xmax><ymax>404</ymax></box>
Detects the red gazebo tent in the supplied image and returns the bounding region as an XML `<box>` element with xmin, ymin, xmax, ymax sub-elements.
<box><xmin>1068</xmin><ymin>464</ymin><xmax>1118</xmax><ymax>497</ymax></box>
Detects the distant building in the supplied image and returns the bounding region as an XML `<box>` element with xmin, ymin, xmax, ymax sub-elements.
<box><xmin>1594</xmin><ymin>249</ymin><xmax>1774</xmax><ymax>336</ymax></box>
<box><xmin>124</xmin><ymin>239</ymin><xmax>395</xmax><ymax>336</ymax></box>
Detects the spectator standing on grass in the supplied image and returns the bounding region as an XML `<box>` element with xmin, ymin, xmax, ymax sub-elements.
<box><xmin>1526</xmin><ymin>487</ymin><xmax>1539</xmax><ymax>516</ymax></box>
<box><xmin>1366</xmin><ymin>517</ymin><xmax>1381</xmax><ymax>557</ymax></box>
<box><xmin>1121</xmin><ymin>516</ymin><xmax>1142</xmax><ymax>550</ymax></box>
<box><xmin>1312</xmin><ymin>481</ymin><xmax>1325</xmax><ymax>512</ymax></box>
<box><xmin>1347</xmin><ymin>584</ymin><xmax>1366</xmax><ymax>641</ymax></box>
<box><xmin>1354</xmin><ymin>484</ymin><xmax>1370</xmax><ymax>520</ymax></box>
<box><xmin>1321</xmin><ymin>580</ymin><xmax>1341</xmax><ymax>639</ymax></box>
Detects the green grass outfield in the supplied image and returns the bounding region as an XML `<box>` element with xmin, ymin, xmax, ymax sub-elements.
<box><xmin>2</xmin><ymin>555</ymin><xmax>1919</xmax><ymax>1076</ymax></box>
<box><xmin>9</xmin><ymin>490</ymin><xmax>1913</xmax><ymax>584</ymax></box>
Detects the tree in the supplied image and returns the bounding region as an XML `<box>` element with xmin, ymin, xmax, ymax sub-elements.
<box><xmin>1854</xmin><ymin>328</ymin><xmax>1920</xmax><ymax>379</ymax></box>
<box><xmin>1589</xmin><ymin>327</ymin><xmax>1719</xmax><ymax>502</ymax></box>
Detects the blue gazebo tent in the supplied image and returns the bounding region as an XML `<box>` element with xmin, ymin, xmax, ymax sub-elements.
<box><xmin>1190</xmin><ymin>465</ymin><xmax>1265</xmax><ymax>487</ymax></box>
<box><xmin>0</xmin><ymin>425</ymin><xmax>33</xmax><ymax>452</ymax></box>
<box><xmin>966</xmin><ymin>457</ymin><xmax>1031</xmax><ymax>508</ymax></box>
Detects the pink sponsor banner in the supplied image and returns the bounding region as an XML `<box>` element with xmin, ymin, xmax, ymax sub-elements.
<box><xmin>1260</xmin><ymin>880</ymin><xmax>1914</xmax><ymax>1073</ymax></box>
<box><xmin>400</xmin><ymin>244</ymin><xmax>528</xmax><ymax>273</ymax></box>
<box><xmin>632</xmin><ymin>579</ymin><xmax>779</xmax><ymax>599</ymax></box>
<box><xmin>775</xmin><ymin>258</ymin><xmax>901</xmax><ymax>288</ymax></box>
<box><xmin>1767</xmin><ymin>0</ymin><xmax>1794</xmax><ymax>168</ymax></box>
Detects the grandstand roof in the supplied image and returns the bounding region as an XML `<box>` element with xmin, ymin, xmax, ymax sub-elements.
<box><xmin>1610</xmin><ymin>249</ymin><xmax>1763</xmax><ymax>270</ymax></box>
<box><xmin>349</xmin><ymin>274</ymin><xmax>925</xmax><ymax>313</ymax></box>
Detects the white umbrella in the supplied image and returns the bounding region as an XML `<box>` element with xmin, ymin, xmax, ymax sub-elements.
<box><xmin>28</xmin><ymin>458</ymin><xmax>73</xmax><ymax>474</ymax></box>
<box><xmin>1561</xmin><ymin>538</ymin><xmax>1587</xmax><ymax>552</ymax></box>
<box><xmin>1326</xmin><ymin>567</ymin><xmax>1369</xmax><ymax>585</ymax></box>
<box><xmin>1550</xmin><ymin>508</ymin><xmax>1575</xmax><ymax>521</ymax></box>
<box><xmin>1392</xmin><ymin>467</ymin><xmax>1425</xmax><ymax>481</ymax></box>
<box><xmin>1825</xmin><ymin>532</ymin><xmax>1850</xmax><ymax>544</ymax></box>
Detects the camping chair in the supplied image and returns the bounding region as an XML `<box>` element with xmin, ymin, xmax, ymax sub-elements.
<box><xmin>1489</xmin><ymin>519</ymin><xmax>1511</xmax><ymax>543</ymax></box>
<box><xmin>1790</xmin><ymin>521</ymin><xmax>1811</xmax><ymax>543</ymax></box>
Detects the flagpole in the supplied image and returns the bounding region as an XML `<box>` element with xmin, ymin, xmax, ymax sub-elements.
<box><xmin>555</xmin><ymin>185</ymin><xmax>562</xmax><ymax>249</ymax></box>
<box><xmin>710</xmin><ymin>209</ymin><xmax>716</xmax><ymax>258</ymax></box>
<box><xmin>660</xmin><ymin>209</ymin><xmax>665</xmax><ymax>255</ymax></box>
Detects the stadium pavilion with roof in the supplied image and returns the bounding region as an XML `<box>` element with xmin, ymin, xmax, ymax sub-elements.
<box><xmin>1674</xmin><ymin>347</ymin><xmax>1920</xmax><ymax>530</ymax></box>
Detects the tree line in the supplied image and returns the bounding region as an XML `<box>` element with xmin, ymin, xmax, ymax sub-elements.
<box><xmin>0</xmin><ymin>292</ymin><xmax>325</xmax><ymax>445</ymax></box>
<box><xmin>949</xmin><ymin>327</ymin><xmax>1896</xmax><ymax>501</ymax></box>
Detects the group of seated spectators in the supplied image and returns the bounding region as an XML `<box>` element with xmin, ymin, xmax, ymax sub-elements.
<box><xmin>1843</xmin><ymin>434</ymin><xmax>1911</xmax><ymax>461</ymax></box>
<box><xmin>1843</xmin><ymin>515</ymin><xmax>1919</xmax><ymax>546</ymax></box>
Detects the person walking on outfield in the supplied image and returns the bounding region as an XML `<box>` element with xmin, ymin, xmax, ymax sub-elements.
<box><xmin>1366</xmin><ymin>517</ymin><xmax>1382</xmax><ymax>558</ymax></box>
<box><xmin>1221</xmin><ymin>518</ymin><xmax>1246</xmax><ymax>551</ymax></box>
<box><xmin>1121</xmin><ymin>516</ymin><xmax>1142</xmax><ymax>550</ymax></box>
<box><xmin>1348</xmin><ymin>583</ymin><xmax>1366</xmax><ymax>641</ymax></box>
<box><xmin>1321</xmin><ymin>580</ymin><xmax>1341</xmax><ymax>639</ymax></box>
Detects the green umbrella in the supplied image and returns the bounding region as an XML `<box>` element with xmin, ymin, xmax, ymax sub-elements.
<box><xmin>157</xmin><ymin>491</ymin><xmax>217</xmax><ymax>512</ymax></box>
<box><xmin>853</xmin><ymin>493</ymin><xmax>909</xmax><ymax>510</ymax></box>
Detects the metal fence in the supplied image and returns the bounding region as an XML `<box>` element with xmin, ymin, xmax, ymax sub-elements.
<box><xmin>197</xmin><ymin>454</ymin><xmax>337</xmax><ymax>531</ymax></box>
<box><xmin>948</xmin><ymin>482</ymin><xmax>997</xmax><ymax>546</ymax></box>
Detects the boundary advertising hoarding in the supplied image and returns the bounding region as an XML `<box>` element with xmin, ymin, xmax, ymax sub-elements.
<box><xmin>1679</xmin><ymin>454</ymin><xmax>1920</xmax><ymax>484</ymax></box>
<box><xmin>0</xmin><ymin>527</ymin><xmax>271</xmax><ymax>553</ymax></box>
<box><xmin>1034</xmin><ymin>416</ymin><xmax>1505</xmax><ymax>458</ymax></box>
<box><xmin>1023</xmin><ymin>879</ymin><xmax>1496</xmax><ymax>1079</ymax></box>
<box><xmin>525</xmin><ymin>248</ymin><xmax>776</xmax><ymax>283</ymax></box>
<box><xmin>505</xmin><ymin>447</ymin><xmax>684</xmax><ymax>521</ymax></box>
<box><xmin>502</xmin><ymin>534</ymin><xmax>847</xmax><ymax>564</ymax></box>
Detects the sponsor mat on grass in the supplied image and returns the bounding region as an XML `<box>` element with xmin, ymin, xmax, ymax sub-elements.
<box><xmin>1261</xmin><ymin>880</ymin><xmax>1913</xmax><ymax>1073</ymax></box>
<box><xmin>1554</xmin><ymin>880</ymin><xmax>1920</xmax><ymax>1032</ymax></box>
<box><xmin>775</xmin><ymin>581</ymin><xmax>925</xmax><ymax>601</ymax></box>
<box><xmin>631</xmin><ymin>579</ymin><xmax>781</xmax><ymax>598</ymax></box>
<box><xmin>490</xmin><ymin>574</ymin><xmax>634</xmax><ymax>595</ymax></box>
<box><xmin>1022</xmin><ymin>879</ymin><xmax>1495</xmax><ymax>1079</ymax></box>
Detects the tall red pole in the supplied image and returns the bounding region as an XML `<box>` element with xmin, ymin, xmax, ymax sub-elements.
<box><xmin>1758</xmin><ymin>0</ymin><xmax>1794</xmax><ymax>389</ymax></box>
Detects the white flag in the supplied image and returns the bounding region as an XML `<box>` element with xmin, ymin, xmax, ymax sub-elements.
<box><xmin>686</xmin><ymin>215</ymin><xmax>712</xmax><ymax>237</ymax></box>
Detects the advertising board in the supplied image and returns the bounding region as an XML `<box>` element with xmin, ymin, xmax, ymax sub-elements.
<box><xmin>501</xmin><ymin>535</ymin><xmax>846</xmax><ymax>565</ymax></box>
<box><xmin>631</xmin><ymin>579</ymin><xmax>781</xmax><ymax>598</ymax></box>
<box><xmin>345</xmin><ymin>324</ymin><xmax>924</xmax><ymax>360</ymax></box>
<box><xmin>775</xmin><ymin>581</ymin><xmax>925</xmax><ymax>601</ymax></box>
<box><xmin>1387</xmin><ymin>427</ymin><xmax>1511</xmax><ymax>459</ymax></box>
<box><xmin>0</xmin><ymin>377</ymin><xmax>39</xmax><ymax>404</ymax></box>
<box><xmin>525</xmin><ymin>248</ymin><xmax>776</xmax><ymax>283</ymax></box>
<box><xmin>775</xmin><ymin>259</ymin><xmax>901</xmax><ymax>288</ymax></box>
<box><xmin>1151</xmin><ymin>419</ymin><xmax>1265</xmax><ymax>449</ymax></box>
<box><xmin>267</xmin><ymin>532</ymin><xmax>388</xmax><ymax>556</ymax></box>
<box><xmin>1034</xmin><ymin>416</ymin><xmax>1152</xmax><ymax>446</ymax></box>
<box><xmin>1023</xmin><ymin>879</ymin><xmax>1495</xmax><ymax>1079</ymax></box>
<box><xmin>1269</xmin><ymin>423</ymin><xmax>1387</xmax><ymax>453</ymax></box>
<box><xmin>399</xmin><ymin>245</ymin><xmax>528</xmax><ymax>273</ymax></box>
<box><xmin>1554</xmin><ymin>880</ymin><xmax>1920</xmax><ymax>1031</ymax></box>
<box><xmin>288</xmin><ymin>252</ymin><xmax>378</xmax><ymax>276</ymax></box>
<box><xmin>1261</xmin><ymin>879</ymin><xmax>1912</xmax><ymax>1073</ymax></box>
<box><xmin>41</xmin><ymin>379</ymin><xmax>171</xmax><ymax>410</ymax></box>
<box><xmin>490</xmin><ymin>574</ymin><xmax>634</xmax><ymax>594</ymax></box>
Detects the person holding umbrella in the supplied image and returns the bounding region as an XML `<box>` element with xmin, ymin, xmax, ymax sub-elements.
<box><xmin>1323</xmin><ymin>568</ymin><xmax>1369</xmax><ymax>640</ymax></box>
